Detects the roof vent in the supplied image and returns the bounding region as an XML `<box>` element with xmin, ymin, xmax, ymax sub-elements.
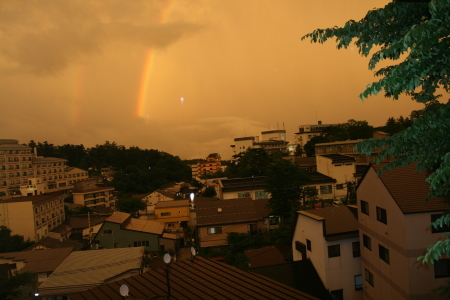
<box><xmin>218</xmin><ymin>208</ymin><xmax>222</xmax><ymax>213</ymax></box>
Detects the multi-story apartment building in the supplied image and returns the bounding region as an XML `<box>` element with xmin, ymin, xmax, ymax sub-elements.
<box><xmin>72</xmin><ymin>179</ymin><xmax>116</xmax><ymax>209</ymax></box>
<box><xmin>357</xmin><ymin>164</ymin><xmax>449</xmax><ymax>299</ymax></box>
<box><xmin>191</xmin><ymin>153</ymin><xmax>222</xmax><ymax>178</ymax></box>
<box><xmin>230</xmin><ymin>130</ymin><xmax>289</xmax><ymax>155</ymax></box>
<box><xmin>0</xmin><ymin>191</ymin><xmax>66</xmax><ymax>241</ymax></box>
<box><xmin>0</xmin><ymin>139</ymin><xmax>36</xmax><ymax>199</ymax></box>
<box><xmin>0</xmin><ymin>139</ymin><xmax>89</xmax><ymax>200</ymax></box>
<box><xmin>294</xmin><ymin>121</ymin><xmax>337</xmax><ymax>148</ymax></box>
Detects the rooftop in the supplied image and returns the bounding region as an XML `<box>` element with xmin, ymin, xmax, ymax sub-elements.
<box><xmin>26</xmin><ymin>237</ymin><xmax>83</xmax><ymax>251</ymax></box>
<box><xmin>38</xmin><ymin>247</ymin><xmax>144</xmax><ymax>296</ymax></box>
<box><xmin>196</xmin><ymin>198</ymin><xmax>271</xmax><ymax>227</ymax></box>
<box><xmin>220</xmin><ymin>176</ymin><xmax>267</xmax><ymax>192</ymax></box>
<box><xmin>319</xmin><ymin>154</ymin><xmax>356</xmax><ymax>163</ymax></box>
<box><xmin>70</xmin><ymin>256</ymin><xmax>318</xmax><ymax>300</ymax></box>
<box><xmin>155</xmin><ymin>199</ymin><xmax>189</xmax><ymax>208</ymax></box>
<box><xmin>105</xmin><ymin>212</ymin><xmax>130</xmax><ymax>224</ymax></box>
<box><xmin>0</xmin><ymin>247</ymin><xmax>73</xmax><ymax>274</ymax></box>
<box><xmin>124</xmin><ymin>218</ymin><xmax>165</xmax><ymax>235</ymax></box>
<box><xmin>299</xmin><ymin>206</ymin><xmax>359</xmax><ymax>240</ymax></box>
<box><xmin>0</xmin><ymin>191</ymin><xmax>63</xmax><ymax>204</ymax></box>
<box><xmin>368</xmin><ymin>164</ymin><xmax>449</xmax><ymax>214</ymax></box>
<box><xmin>245</xmin><ymin>246</ymin><xmax>286</xmax><ymax>268</ymax></box>
<box><xmin>307</xmin><ymin>172</ymin><xmax>337</xmax><ymax>184</ymax></box>
<box><xmin>315</xmin><ymin>139</ymin><xmax>364</xmax><ymax>147</ymax></box>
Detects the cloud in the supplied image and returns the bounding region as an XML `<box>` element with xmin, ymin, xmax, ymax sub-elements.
<box><xmin>0</xmin><ymin>1</ymin><xmax>203</xmax><ymax>75</ymax></box>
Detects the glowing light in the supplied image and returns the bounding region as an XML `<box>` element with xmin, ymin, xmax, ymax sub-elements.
<box><xmin>180</xmin><ymin>97</ymin><xmax>184</xmax><ymax>103</ymax></box>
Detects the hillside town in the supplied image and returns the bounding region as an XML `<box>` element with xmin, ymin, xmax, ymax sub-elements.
<box><xmin>0</xmin><ymin>116</ymin><xmax>448</xmax><ymax>300</ymax></box>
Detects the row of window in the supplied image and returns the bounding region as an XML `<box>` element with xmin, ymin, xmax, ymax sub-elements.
<box><xmin>0</xmin><ymin>150</ymin><xmax>32</xmax><ymax>154</ymax></box>
<box><xmin>0</xmin><ymin>164</ymin><xmax>32</xmax><ymax>170</ymax></box>
<box><xmin>237</xmin><ymin>191</ymin><xmax>269</xmax><ymax>199</ymax></box>
<box><xmin>0</xmin><ymin>157</ymin><xmax>32</xmax><ymax>162</ymax></box>
<box><xmin>360</xmin><ymin>200</ymin><xmax>387</xmax><ymax>224</ymax></box>
<box><xmin>35</xmin><ymin>162</ymin><xmax>65</xmax><ymax>167</ymax></box>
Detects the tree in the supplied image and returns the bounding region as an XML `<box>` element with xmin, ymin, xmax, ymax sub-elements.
<box><xmin>294</xmin><ymin>144</ymin><xmax>304</xmax><ymax>156</ymax></box>
<box><xmin>265</xmin><ymin>159</ymin><xmax>309</xmax><ymax>218</ymax></box>
<box><xmin>303</xmin><ymin>136</ymin><xmax>329</xmax><ymax>157</ymax></box>
<box><xmin>116</xmin><ymin>195</ymin><xmax>146</xmax><ymax>214</ymax></box>
<box><xmin>0</xmin><ymin>226</ymin><xmax>34</xmax><ymax>253</ymax></box>
<box><xmin>302</xmin><ymin>0</ymin><xmax>450</xmax><ymax>272</ymax></box>
<box><xmin>203</xmin><ymin>186</ymin><xmax>217</xmax><ymax>198</ymax></box>
<box><xmin>226</xmin><ymin>148</ymin><xmax>279</xmax><ymax>178</ymax></box>
<box><xmin>0</xmin><ymin>272</ymin><xmax>35</xmax><ymax>299</ymax></box>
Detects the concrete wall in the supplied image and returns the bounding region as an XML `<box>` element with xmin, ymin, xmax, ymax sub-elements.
<box><xmin>357</xmin><ymin>167</ymin><xmax>447</xmax><ymax>300</ymax></box>
<box><xmin>316</xmin><ymin>156</ymin><xmax>355</xmax><ymax>184</ymax></box>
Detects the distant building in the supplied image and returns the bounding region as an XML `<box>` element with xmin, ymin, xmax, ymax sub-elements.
<box><xmin>191</xmin><ymin>153</ymin><xmax>222</xmax><ymax>179</ymax></box>
<box><xmin>72</xmin><ymin>179</ymin><xmax>116</xmax><ymax>209</ymax></box>
<box><xmin>0</xmin><ymin>139</ymin><xmax>89</xmax><ymax>201</ymax></box>
<box><xmin>294</xmin><ymin>121</ymin><xmax>337</xmax><ymax>148</ymax></box>
<box><xmin>0</xmin><ymin>191</ymin><xmax>66</xmax><ymax>241</ymax></box>
<box><xmin>231</xmin><ymin>129</ymin><xmax>289</xmax><ymax>156</ymax></box>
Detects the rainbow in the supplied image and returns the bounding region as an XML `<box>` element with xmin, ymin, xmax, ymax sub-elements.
<box><xmin>136</xmin><ymin>0</ymin><xmax>176</xmax><ymax>118</ymax></box>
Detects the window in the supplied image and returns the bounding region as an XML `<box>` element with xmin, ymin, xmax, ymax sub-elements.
<box><xmin>269</xmin><ymin>215</ymin><xmax>279</xmax><ymax>225</ymax></box>
<box><xmin>336</xmin><ymin>184</ymin><xmax>344</xmax><ymax>190</ymax></box>
<box><xmin>376</xmin><ymin>206</ymin><xmax>387</xmax><ymax>224</ymax></box>
<box><xmin>435</xmin><ymin>259</ymin><xmax>450</xmax><ymax>278</ymax></box>
<box><xmin>161</xmin><ymin>212</ymin><xmax>171</xmax><ymax>217</ymax></box>
<box><xmin>104</xmin><ymin>229</ymin><xmax>112</xmax><ymax>234</ymax></box>
<box><xmin>254</xmin><ymin>191</ymin><xmax>269</xmax><ymax>199</ymax></box>
<box><xmin>320</xmin><ymin>185</ymin><xmax>332</xmax><ymax>194</ymax></box>
<box><xmin>328</xmin><ymin>244</ymin><xmax>340</xmax><ymax>258</ymax></box>
<box><xmin>330</xmin><ymin>289</ymin><xmax>343</xmax><ymax>300</ymax></box>
<box><xmin>431</xmin><ymin>214</ymin><xmax>450</xmax><ymax>233</ymax></box>
<box><xmin>306</xmin><ymin>239</ymin><xmax>312</xmax><ymax>251</ymax></box>
<box><xmin>207</xmin><ymin>227</ymin><xmax>222</xmax><ymax>234</ymax></box>
<box><xmin>379</xmin><ymin>244</ymin><xmax>390</xmax><ymax>264</ymax></box>
<box><xmin>363</xmin><ymin>234</ymin><xmax>372</xmax><ymax>250</ymax></box>
<box><xmin>352</xmin><ymin>241</ymin><xmax>361</xmax><ymax>257</ymax></box>
<box><xmin>354</xmin><ymin>275</ymin><xmax>363</xmax><ymax>290</ymax></box>
<box><xmin>361</xmin><ymin>200</ymin><xmax>369</xmax><ymax>215</ymax></box>
<box><xmin>365</xmin><ymin>268</ymin><xmax>374</xmax><ymax>287</ymax></box>
<box><xmin>238</xmin><ymin>192</ymin><xmax>251</xmax><ymax>198</ymax></box>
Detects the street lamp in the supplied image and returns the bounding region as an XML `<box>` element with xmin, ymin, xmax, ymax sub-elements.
<box><xmin>163</xmin><ymin>253</ymin><xmax>172</xmax><ymax>297</ymax></box>
<box><xmin>190</xmin><ymin>193</ymin><xmax>195</xmax><ymax>209</ymax></box>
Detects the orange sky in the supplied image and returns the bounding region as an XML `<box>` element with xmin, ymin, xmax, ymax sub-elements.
<box><xmin>0</xmin><ymin>0</ymin><xmax>427</xmax><ymax>159</ymax></box>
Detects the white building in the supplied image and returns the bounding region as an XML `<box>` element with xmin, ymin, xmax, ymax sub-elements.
<box><xmin>292</xmin><ymin>206</ymin><xmax>362</xmax><ymax>300</ymax></box>
<box><xmin>294</xmin><ymin>121</ymin><xmax>337</xmax><ymax>147</ymax></box>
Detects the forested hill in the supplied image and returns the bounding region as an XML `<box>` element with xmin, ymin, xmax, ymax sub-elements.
<box><xmin>26</xmin><ymin>140</ymin><xmax>191</xmax><ymax>193</ymax></box>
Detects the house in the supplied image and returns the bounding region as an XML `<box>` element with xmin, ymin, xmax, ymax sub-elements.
<box><xmin>95</xmin><ymin>212</ymin><xmax>167</xmax><ymax>252</ymax></box>
<box><xmin>357</xmin><ymin>164</ymin><xmax>450</xmax><ymax>299</ymax></box>
<box><xmin>0</xmin><ymin>191</ymin><xmax>65</xmax><ymax>241</ymax></box>
<box><xmin>37</xmin><ymin>247</ymin><xmax>145</xmax><ymax>299</ymax></box>
<box><xmin>0</xmin><ymin>247</ymin><xmax>73</xmax><ymax>283</ymax></box>
<box><xmin>292</xmin><ymin>206</ymin><xmax>362</xmax><ymax>300</ymax></box>
<box><xmin>196</xmin><ymin>198</ymin><xmax>272</xmax><ymax>248</ymax></box>
<box><xmin>217</xmin><ymin>176</ymin><xmax>269</xmax><ymax>200</ymax></box>
<box><xmin>316</xmin><ymin>154</ymin><xmax>356</xmax><ymax>199</ymax></box>
<box><xmin>64</xmin><ymin>213</ymin><xmax>112</xmax><ymax>240</ymax></box>
<box><xmin>72</xmin><ymin>179</ymin><xmax>116</xmax><ymax>209</ymax></box>
<box><xmin>69</xmin><ymin>256</ymin><xmax>319</xmax><ymax>300</ymax></box>
<box><xmin>154</xmin><ymin>200</ymin><xmax>190</xmax><ymax>225</ymax></box>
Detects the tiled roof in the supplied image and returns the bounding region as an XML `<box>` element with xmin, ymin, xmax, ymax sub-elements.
<box><xmin>70</xmin><ymin>256</ymin><xmax>318</xmax><ymax>300</ymax></box>
<box><xmin>26</xmin><ymin>237</ymin><xmax>83</xmax><ymax>251</ymax></box>
<box><xmin>38</xmin><ymin>247</ymin><xmax>144</xmax><ymax>296</ymax></box>
<box><xmin>299</xmin><ymin>206</ymin><xmax>359</xmax><ymax>239</ymax></box>
<box><xmin>371</xmin><ymin>164</ymin><xmax>449</xmax><ymax>214</ymax></box>
<box><xmin>65</xmin><ymin>214</ymin><xmax>112</xmax><ymax>229</ymax></box>
<box><xmin>155</xmin><ymin>189</ymin><xmax>176</xmax><ymax>199</ymax></box>
<box><xmin>155</xmin><ymin>199</ymin><xmax>189</xmax><ymax>208</ymax></box>
<box><xmin>105</xmin><ymin>212</ymin><xmax>130</xmax><ymax>224</ymax></box>
<box><xmin>245</xmin><ymin>246</ymin><xmax>286</xmax><ymax>268</ymax></box>
<box><xmin>0</xmin><ymin>192</ymin><xmax>63</xmax><ymax>204</ymax></box>
<box><xmin>124</xmin><ymin>218</ymin><xmax>164</xmax><ymax>235</ymax></box>
<box><xmin>220</xmin><ymin>177</ymin><xmax>267</xmax><ymax>191</ymax></box>
<box><xmin>307</xmin><ymin>172</ymin><xmax>336</xmax><ymax>184</ymax></box>
<box><xmin>196</xmin><ymin>198</ymin><xmax>271</xmax><ymax>226</ymax></box>
<box><xmin>320</xmin><ymin>154</ymin><xmax>356</xmax><ymax>163</ymax></box>
<box><xmin>0</xmin><ymin>247</ymin><xmax>73</xmax><ymax>274</ymax></box>
<box><xmin>51</xmin><ymin>224</ymin><xmax>72</xmax><ymax>235</ymax></box>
